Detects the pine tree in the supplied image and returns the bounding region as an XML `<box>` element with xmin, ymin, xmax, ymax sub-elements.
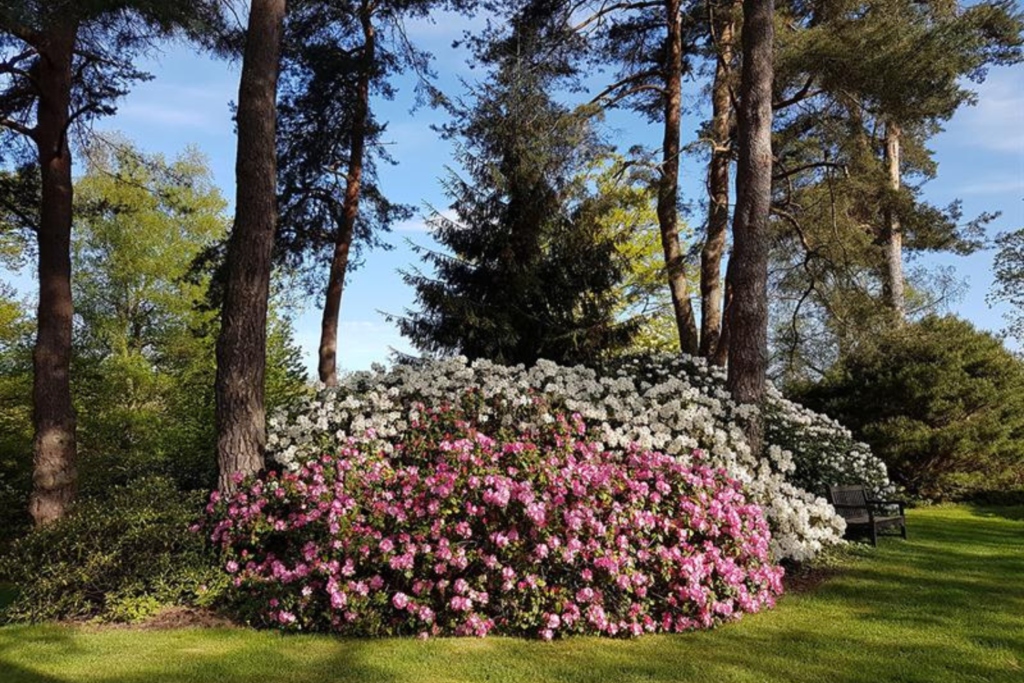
<box><xmin>0</xmin><ymin>0</ymin><xmax>221</xmax><ymax>524</ymax></box>
<box><xmin>726</xmin><ymin>0</ymin><xmax>774</xmax><ymax>454</ymax></box>
<box><xmin>276</xmin><ymin>0</ymin><xmax>453</xmax><ymax>386</ymax></box>
<box><xmin>215</xmin><ymin>0</ymin><xmax>288</xmax><ymax>492</ymax></box>
<box><xmin>768</xmin><ymin>0</ymin><xmax>1022</xmax><ymax>379</ymax></box>
<box><xmin>698</xmin><ymin>0</ymin><xmax>740</xmax><ymax>364</ymax></box>
<box><xmin>590</xmin><ymin>0</ymin><xmax>704</xmax><ymax>354</ymax></box>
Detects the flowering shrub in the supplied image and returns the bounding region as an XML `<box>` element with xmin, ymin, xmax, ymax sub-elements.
<box><xmin>763</xmin><ymin>389</ymin><xmax>888</xmax><ymax>497</ymax></box>
<box><xmin>207</xmin><ymin>409</ymin><xmax>783</xmax><ymax>637</ymax></box>
<box><xmin>267</xmin><ymin>355</ymin><xmax>890</xmax><ymax>561</ymax></box>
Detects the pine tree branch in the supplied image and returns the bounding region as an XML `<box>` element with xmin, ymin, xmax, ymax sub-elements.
<box><xmin>773</xmin><ymin>76</ymin><xmax>818</xmax><ymax>110</ymax></box>
<box><xmin>0</xmin><ymin>48</ymin><xmax>37</xmax><ymax>81</ymax></box>
<box><xmin>772</xmin><ymin>160</ymin><xmax>846</xmax><ymax>181</ymax></box>
<box><xmin>588</xmin><ymin>70</ymin><xmax>664</xmax><ymax>106</ymax></box>
<box><xmin>572</xmin><ymin>1</ymin><xmax>662</xmax><ymax>32</ymax></box>
<box><xmin>0</xmin><ymin>117</ymin><xmax>36</xmax><ymax>140</ymax></box>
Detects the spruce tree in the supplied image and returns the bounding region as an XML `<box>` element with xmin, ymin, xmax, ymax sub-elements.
<box><xmin>398</xmin><ymin>6</ymin><xmax>636</xmax><ymax>366</ymax></box>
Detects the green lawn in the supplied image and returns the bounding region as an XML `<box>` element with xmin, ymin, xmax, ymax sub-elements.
<box><xmin>1</xmin><ymin>505</ymin><xmax>1022</xmax><ymax>683</ymax></box>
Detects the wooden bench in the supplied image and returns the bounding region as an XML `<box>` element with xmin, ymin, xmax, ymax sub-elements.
<box><xmin>826</xmin><ymin>484</ymin><xmax>907</xmax><ymax>546</ymax></box>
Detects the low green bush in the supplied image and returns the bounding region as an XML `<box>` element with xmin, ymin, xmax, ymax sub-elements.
<box><xmin>793</xmin><ymin>315</ymin><xmax>1024</xmax><ymax>500</ymax></box>
<box><xmin>0</xmin><ymin>476</ymin><xmax>225</xmax><ymax>622</ymax></box>
<box><xmin>0</xmin><ymin>477</ymin><xmax>30</xmax><ymax>552</ymax></box>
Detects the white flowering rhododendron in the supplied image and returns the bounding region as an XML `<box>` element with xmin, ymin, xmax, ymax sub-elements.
<box><xmin>267</xmin><ymin>354</ymin><xmax>890</xmax><ymax>562</ymax></box>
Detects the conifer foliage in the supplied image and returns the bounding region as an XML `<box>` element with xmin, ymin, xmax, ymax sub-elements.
<box><xmin>399</xmin><ymin>7</ymin><xmax>637</xmax><ymax>366</ymax></box>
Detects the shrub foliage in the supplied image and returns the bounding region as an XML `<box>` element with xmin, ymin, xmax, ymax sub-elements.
<box><xmin>0</xmin><ymin>477</ymin><xmax>223</xmax><ymax>622</ymax></box>
<box><xmin>207</xmin><ymin>408</ymin><xmax>784</xmax><ymax>638</ymax></box>
<box><xmin>794</xmin><ymin>315</ymin><xmax>1024</xmax><ymax>499</ymax></box>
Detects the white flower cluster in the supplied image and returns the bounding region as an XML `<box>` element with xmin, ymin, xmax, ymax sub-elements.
<box><xmin>763</xmin><ymin>388</ymin><xmax>890</xmax><ymax>497</ymax></box>
<box><xmin>267</xmin><ymin>354</ymin><xmax>890</xmax><ymax>562</ymax></box>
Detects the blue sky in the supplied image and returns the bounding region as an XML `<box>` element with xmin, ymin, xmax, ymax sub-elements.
<box><xmin>6</xmin><ymin>12</ymin><xmax>1024</xmax><ymax>372</ymax></box>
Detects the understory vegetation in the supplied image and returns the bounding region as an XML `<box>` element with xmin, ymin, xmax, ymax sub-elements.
<box><xmin>792</xmin><ymin>316</ymin><xmax>1024</xmax><ymax>500</ymax></box>
<box><xmin>2</xmin><ymin>505</ymin><xmax>1021</xmax><ymax>683</ymax></box>
<box><xmin>0</xmin><ymin>478</ymin><xmax>223</xmax><ymax>623</ymax></box>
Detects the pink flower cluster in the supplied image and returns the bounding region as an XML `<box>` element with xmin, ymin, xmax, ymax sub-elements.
<box><xmin>205</xmin><ymin>408</ymin><xmax>783</xmax><ymax>638</ymax></box>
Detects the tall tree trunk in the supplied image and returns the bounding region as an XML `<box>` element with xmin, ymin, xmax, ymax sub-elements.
<box><xmin>699</xmin><ymin>1</ymin><xmax>736</xmax><ymax>362</ymax></box>
<box><xmin>726</xmin><ymin>0</ymin><xmax>774</xmax><ymax>454</ymax></box>
<box><xmin>318</xmin><ymin>5</ymin><xmax>374</xmax><ymax>387</ymax></box>
<box><xmin>29</xmin><ymin>26</ymin><xmax>78</xmax><ymax>526</ymax></box>
<box><xmin>659</xmin><ymin>0</ymin><xmax>700</xmax><ymax>355</ymax></box>
<box><xmin>215</xmin><ymin>0</ymin><xmax>286</xmax><ymax>492</ymax></box>
<box><xmin>883</xmin><ymin>120</ymin><xmax>905</xmax><ymax>319</ymax></box>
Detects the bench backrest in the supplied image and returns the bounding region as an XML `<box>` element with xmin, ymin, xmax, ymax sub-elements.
<box><xmin>827</xmin><ymin>485</ymin><xmax>869</xmax><ymax>520</ymax></box>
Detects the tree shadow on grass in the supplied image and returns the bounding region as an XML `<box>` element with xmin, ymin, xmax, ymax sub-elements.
<box><xmin>0</xmin><ymin>627</ymin><xmax>405</xmax><ymax>683</ymax></box>
<box><xmin>967</xmin><ymin>504</ymin><xmax>1024</xmax><ymax>522</ymax></box>
<box><xmin>530</xmin><ymin>626</ymin><xmax>1023</xmax><ymax>683</ymax></box>
<box><xmin>0</xmin><ymin>626</ymin><xmax>79</xmax><ymax>683</ymax></box>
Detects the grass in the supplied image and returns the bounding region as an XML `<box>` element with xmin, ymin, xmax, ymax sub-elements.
<box><xmin>1</xmin><ymin>505</ymin><xmax>1021</xmax><ymax>683</ymax></box>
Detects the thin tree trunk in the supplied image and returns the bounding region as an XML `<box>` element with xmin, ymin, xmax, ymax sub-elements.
<box><xmin>659</xmin><ymin>0</ymin><xmax>700</xmax><ymax>355</ymax></box>
<box><xmin>215</xmin><ymin>0</ymin><xmax>286</xmax><ymax>492</ymax></box>
<box><xmin>726</xmin><ymin>0</ymin><xmax>774</xmax><ymax>454</ymax></box>
<box><xmin>29</xmin><ymin>26</ymin><xmax>78</xmax><ymax>526</ymax></box>
<box><xmin>883</xmin><ymin>120</ymin><xmax>905</xmax><ymax>319</ymax></box>
<box><xmin>699</xmin><ymin>1</ymin><xmax>736</xmax><ymax>362</ymax></box>
<box><xmin>318</xmin><ymin>5</ymin><xmax>374</xmax><ymax>387</ymax></box>
<box><xmin>711</xmin><ymin>279</ymin><xmax>732</xmax><ymax>366</ymax></box>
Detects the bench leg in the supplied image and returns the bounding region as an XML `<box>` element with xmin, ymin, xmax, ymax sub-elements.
<box><xmin>901</xmin><ymin>522</ymin><xmax>907</xmax><ymax>540</ymax></box>
<box><xmin>870</xmin><ymin>525</ymin><xmax>878</xmax><ymax>547</ymax></box>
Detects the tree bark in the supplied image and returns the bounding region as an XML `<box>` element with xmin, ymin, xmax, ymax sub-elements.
<box><xmin>711</xmin><ymin>279</ymin><xmax>732</xmax><ymax>366</ymax></box>
<box><xmin>726</xmin><ymin>0</ymin><xmax>774</xmax><ymax>454</ymax></box>
<box><xmin>318</xmin><ymin>4</ymin><xmax>374</xmax><ymax>387</ymax></box>
<box><xmin>29</xmin><ymin>26</ymin><xmax>78</xmax><ymax>526</ymax></box>
<box><xmin>215</xmin><ymin>0</ymin><xmax>286</xmax><ymax>492</ymax></box>
<box><xmin>883</xmin><ymin>120</ymin><xmax>905</xmax><ymax>319</ymax></box>
<box><xmin>658</xmin><ymin>0</ymin><xmax>700</xmax><ymax>356</ymax></box>
<box><xmin>699</xmin><ymin>1</ymin><xmax>736</xmax><ymax>362</ymax></box>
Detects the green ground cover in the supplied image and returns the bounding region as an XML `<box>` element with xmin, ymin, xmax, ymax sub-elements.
<box><xmin>1</xmin><ymin>505</ymin><xmax>1021</xmax><ymax>683</ymax></box>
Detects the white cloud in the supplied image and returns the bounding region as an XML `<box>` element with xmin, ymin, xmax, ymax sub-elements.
<box><xmin>958</xmin><ymin>179</ymin><xmax>1024</xmax><ymax>196</ymax></box>
<box><xmin>951</xmin><ymin>68</ymin><xmax>1024</xmax><ymax>154</ymax></box>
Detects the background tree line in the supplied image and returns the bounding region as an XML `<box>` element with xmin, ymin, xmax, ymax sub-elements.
<box><xmin>0</xmin><ymin>0</ymin><xmax>1021</xmax><ymax>545</ymax></box>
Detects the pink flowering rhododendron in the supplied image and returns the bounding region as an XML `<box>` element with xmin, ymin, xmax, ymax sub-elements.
<box><xmin>205</xmin><ymin>407</ymin><xmax>784</xmax><ymax>638</ymax></box>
